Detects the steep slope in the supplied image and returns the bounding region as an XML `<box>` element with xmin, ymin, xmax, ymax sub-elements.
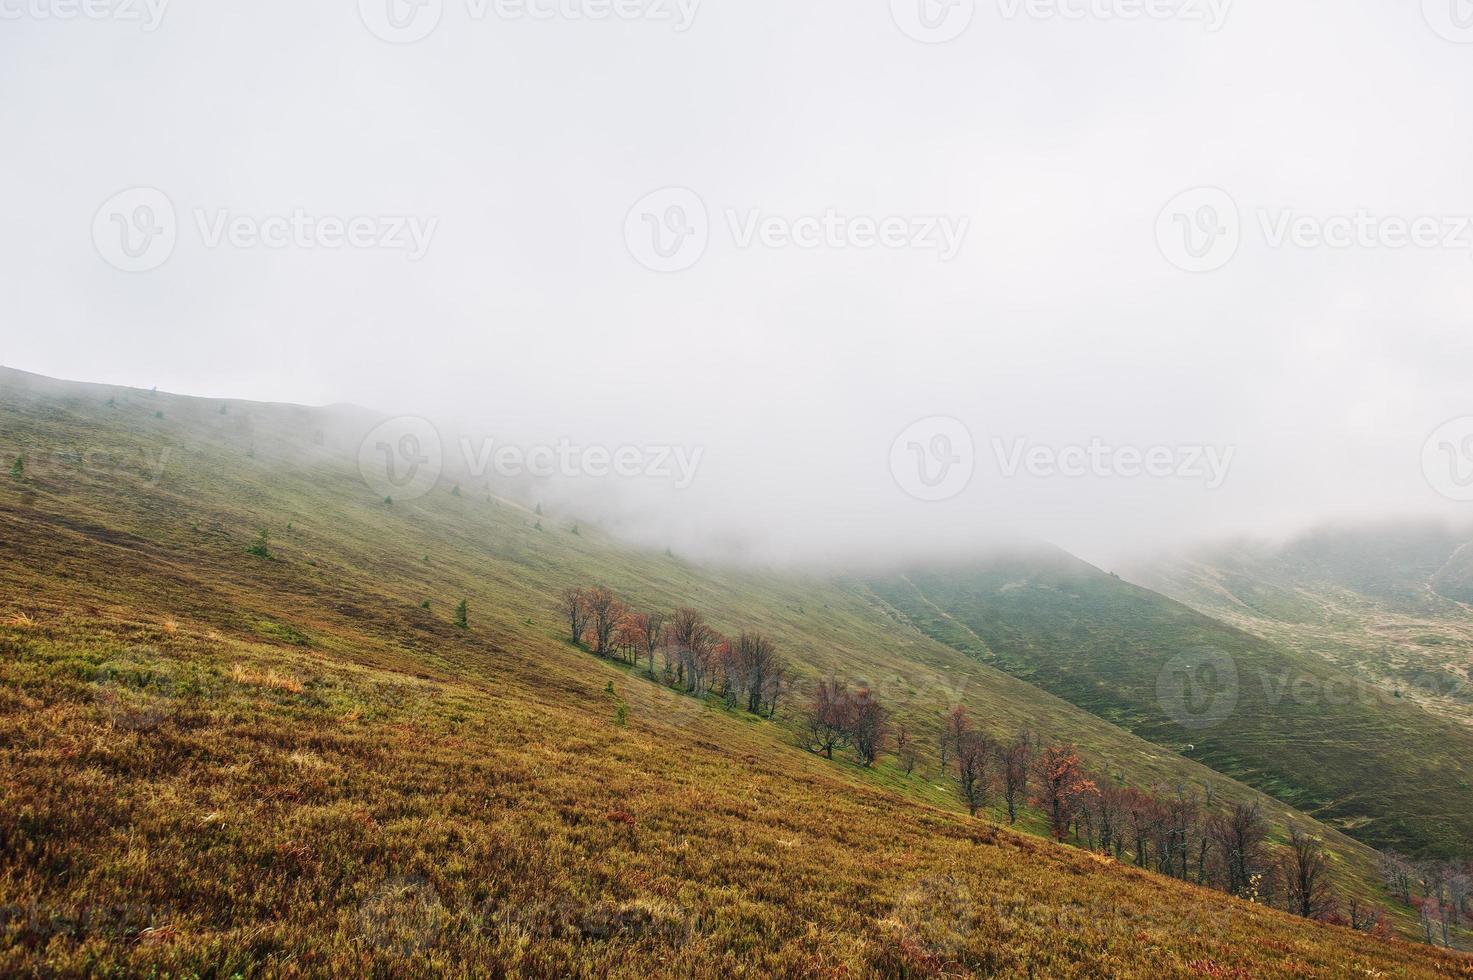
<box><xmin>870</xmin><ymin>548</ymin><xmax>1473</xmax><ymax>859</ymax></box>
<box><xmin>0</xmin><ymin>368</ymin><xmax>1464</xmax><ymax>973</ymax></box>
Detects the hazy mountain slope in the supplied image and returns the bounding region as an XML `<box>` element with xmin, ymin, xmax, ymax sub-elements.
<box><xmin>1277</xmin><ymin>523</ymin><xmax>1473</xmax><ymax>613</ymax></box>
<box><xmin>1132</xmin><ymin>525</ymin><xmax>1473</xmax><ymax>730</ymax></box>
<box><xmin>0</xmin><ymin>368</ymin><xmax>1460</xmax><ymax>971</ymax></box>
<box><xmin>870</xmin><ymin>548</ymin><xmax>1473</xmax><ymax>859</ymax></box>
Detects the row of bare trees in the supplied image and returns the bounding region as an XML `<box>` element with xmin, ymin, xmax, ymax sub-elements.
<box><xmin>561</xmin><ymin>589</ymin><xmax>1450</xmax><ymax>944</ymax></box>
<box><xmin>936</xmin><ymin>706</ymin><xmax>1355</xmax><ymax>927</ymax></box>
<box><xmin>561</xmin><ymin>587</ymin><xmax>787</xmax><ymax>717</ymax></box>
<box><xmin>802</xmin><ymin>679</ymin><xmax>892</xmax><ymax>766</ymax></box>
<box><xmin>1379</xmin><ymin>852</ymin><xmax>1473</xmax><ymax>947</ymax></box>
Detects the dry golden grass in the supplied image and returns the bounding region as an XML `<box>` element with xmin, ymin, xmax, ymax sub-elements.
<box><xmin>1</xmin><ymin>614</ymin><xmax>1468</xmax><ymax>978</ymax></box>
<box><xmin>230</xmin><ymin>662</ymin><xmax>306</xmax><ymax>694</ymax></box>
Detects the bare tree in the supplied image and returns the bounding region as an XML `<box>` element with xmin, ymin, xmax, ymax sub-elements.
<box><xmin>584</xmin><ymin>586</ymin><xmax>624</xmax><ymax>658</ymax></box>
<box><xmin>1208</xmin><ymin>801</ymin><xmax>1270</xmax><ymax>900</ymax></box>
<box><xmin>1154</xmin><ymin>787</ymin><xmax>1202</xmax><ymax>882</ymax></box>
<box><xmin>804</xmin><ymin>677</ymin><xmax>848</xmax><ymax>760</ymax></box>
<box><xmin>845</xmin><ymin>687</ymin><xmax>890</xmax><ymax>767</ymax></box>
<box><xmin>612</xmin><ymin>616</ymin><xmax>642</xmax><ymax>665</ymax></box>
<box><xmin>762</xmin><ymin>662</ymin><xmax>788</xmax><ymax>720</ymax></box>
<box><xmin>1448</xmin><ymin>867</ymin><xmax>1470</xmax><ymax>933</ymax></box>
<box><xmin>894</xmin><ymin>723</ymin><xmax>919</xmax><ymax>775</ymax></box>
<box><xmin>669</xmin><ymin>607</ymin><xmax>716</xmax><ymax>693</ymax></box>
<box><xmin>1346</xmin><ymin>896</ymin><xmax>1384</xmax><ymax>933</ymax></box>
<box><xmin>1416</xmin><ymin>861</ymin><xmax>1468</xmax><ymax>947</ymax></box>
<box><xmin>730</xmin><ymin>632</ymin><xmax>784</xmax><ymax>715</ymax></box>
<box><xmin>1377</xmin><ymin>851</ymin><xmax>1415</xmax><ymax>906</ymax></box>
<box><xmin>998</xmin><ymin>732</ymin><xmax>1034</xmax><ymax>825</ymax></box>
<box><xmin>1279</xmin><ymin>826</ymin><xmax>1336</xmax><ymax>920</ymax></box>
<box><xmin>1032</xmin><ymin>744</ymin><xmax>1096</xmax><ymax>841</ymax></box>
<box><xmin>561</xmin><ymin>587</ymin><xmax>589</xmax><ymax>646</ymax></box>
<box><xmin>1088</xmin><ymin>778</ymin><xmax>1129</xmax><ymax>860</ymax></box>
<box><xmin>954</xmin><ymin>730</ymin><xmax>996</xmax><ymax>817</ymax></box>
<box><xmin>638</xmin><ymin>610</ymin><xmax>667</xmax><ymax>675</ymax></box>
<box><xmin>940</xmin><ymin>705</ymin><xmax>969</xmax><ymax>772</ymax></box>
<box><xmin>1125</xmin><ymin>787</ymin><xmax>1163</xmax><ymax>872</ymax></box>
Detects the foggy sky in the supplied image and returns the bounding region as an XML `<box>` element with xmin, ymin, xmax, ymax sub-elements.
<box><xmin>4</xmin><ymin>0</ymin><xmax>1473</xmax><ymax>568</ymax></box>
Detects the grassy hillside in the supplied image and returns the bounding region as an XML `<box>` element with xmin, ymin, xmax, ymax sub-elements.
<box><xmin>0</xmin><ymin>368</ymin><xmax>1466</xmax><ymax>975</ymax></box>
<box><xmin>869</xmin><ymin>550</ymin><xmax>1473</xmax><ymax>859</ymax></box>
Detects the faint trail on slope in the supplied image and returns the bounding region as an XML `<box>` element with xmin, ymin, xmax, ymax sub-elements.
<box><xmin>896</xmin><ymin>574</ymin><xmax>994</xmax><ymax>659</ymax></box>
<box><xmin>1426</xmin><ymin>539</ymin><xmax>1473</xmax><ymax>617</ymax></box>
